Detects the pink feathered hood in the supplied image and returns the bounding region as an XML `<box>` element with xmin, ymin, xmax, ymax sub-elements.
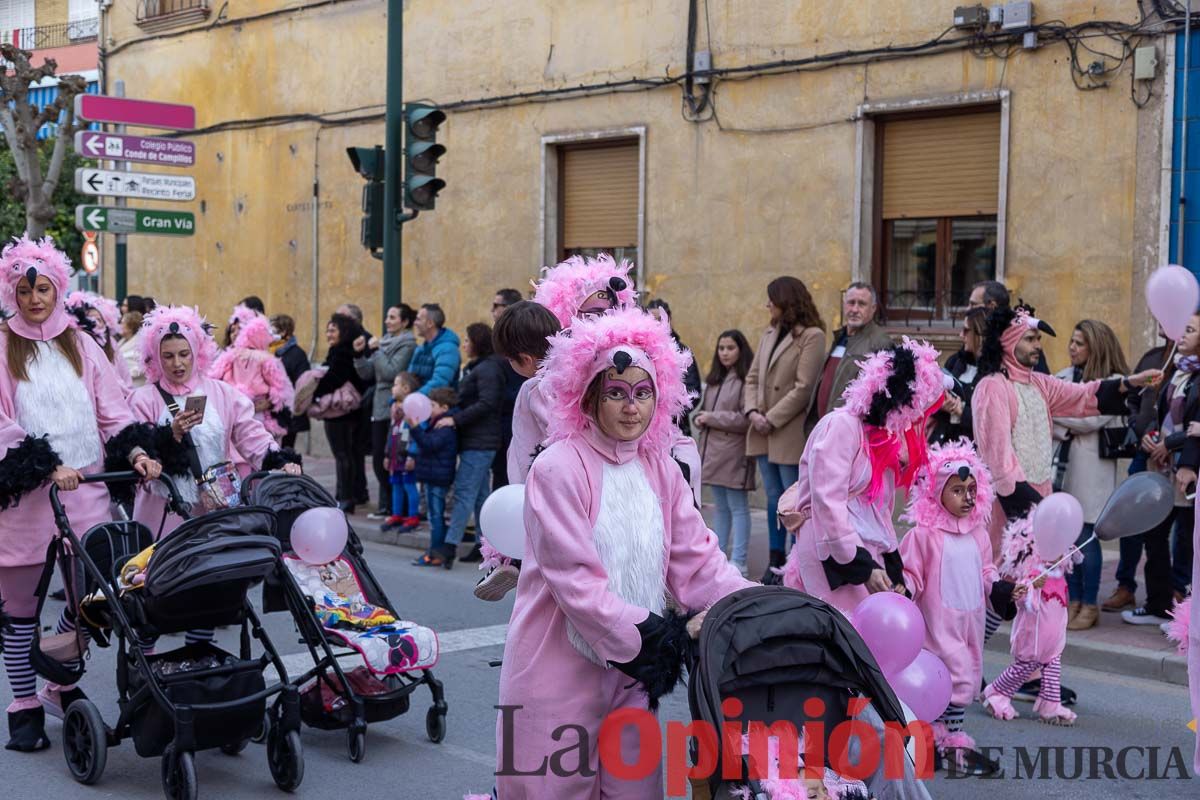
<box><xmin>65</xmin><ymin>291</ymin><xmax>122</xmax><ymax>346</ymax></box>
<box><xmin>904</xmin><ymin>438</ymin><xmax>994</xmax><ymax>532</ymax></box>
<box><xmin>841</xmin><ymin>337</ymin><xmax>946</xmax><ymax>435</ymax></box>
<box><xmin>233</xmin><ymin>315</ymin><xmax>275</xmax><ymax>350</ymax></box>
<box><xmin>140</xmin><ymin>305</ymin><xmax>219</xmax><ymax>395</ymax></box>
<box><xmin>228</xmin><ymin>303</ymin><xmax>262</xmax><ymax>328</ymax></box>
<box><xmin>532</xmin><ymin>253</ymin><xmax>638</xmax><ymax>327</ymax></box>
<box><xmin>538</xmin><ymin>307</ymin><xmax>693</xmax><ymax>456</ymax></box>
<box><xmin>0</xmin><ymin>235</ymin><xmax>74</xmax><ymax>341</ymax></box>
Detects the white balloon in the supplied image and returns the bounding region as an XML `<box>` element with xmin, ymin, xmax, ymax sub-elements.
<box><xmin>479</xmin><ymin>484</ymin><xmax>527</xmax><ymax>560</ymax></box>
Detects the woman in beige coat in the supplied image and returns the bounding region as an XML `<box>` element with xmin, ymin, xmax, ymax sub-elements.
<box><xmin>744</xmin><ymin>277</ymin><xmax>827</xmax><ymax>583</ymax></box>
<box><xmin>695</xmin><ymin>329</ymin><xmax>756</xmax><ymax>576</ymax></box>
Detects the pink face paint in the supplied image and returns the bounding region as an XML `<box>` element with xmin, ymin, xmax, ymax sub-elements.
<box><xmin>601</xmin><ymin>375</ymin><xmax>655</xmax><ymax>405</ymax></box>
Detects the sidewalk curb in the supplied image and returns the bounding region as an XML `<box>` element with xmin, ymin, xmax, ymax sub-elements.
<box><xmin>985</xmin><ymin>629</ymin><xmax>1189</xmax><ymax>688</ymax></box>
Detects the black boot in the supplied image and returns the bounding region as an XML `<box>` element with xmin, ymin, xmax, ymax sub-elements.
<box><xmin>6</xmin><ymin>706</ymin><xmax>50</xmax><ymax>752</ymax></box>
<box><xmin>460</xmin><ymin>543</ymin><xmax>484</xmax><ymax>564</ymax></box>
<box><xmin>440</xmin><ymin>544</ymin><xmax>457</xmax><ymax>570</ymax></box>
<box><xmin>760</xmin><ymin>550</ymin><xmax>785</xmax><ymax>585</ymax></box>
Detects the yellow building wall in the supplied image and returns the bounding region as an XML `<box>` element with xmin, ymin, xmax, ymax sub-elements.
<box><xmin>102</xmin><ymin>0</ymin><xmax>1157</xmax><ymax>368</ymax></box>
<box><xmin>36</xmin><ymin>0</ymin><xmax>68</xmax><ymax>27</ymax></box>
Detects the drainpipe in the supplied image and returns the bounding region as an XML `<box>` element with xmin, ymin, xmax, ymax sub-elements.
<box><xmin>1179</xmin><ymin>6</ymin><xmax>1192</xmax><ymax>266</ymax></box>
<box><xmin>311</xmin><ymin>126</ymin><xmax>322</xmax><ymax>360</ymax></box>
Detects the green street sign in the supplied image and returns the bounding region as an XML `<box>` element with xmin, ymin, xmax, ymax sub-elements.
<box><xmin>74</xmin><ymin>205</ymin><xmax>195</xmax><ymax>237</ymax></box>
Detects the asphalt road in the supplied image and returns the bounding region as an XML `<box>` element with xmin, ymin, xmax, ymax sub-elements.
<box><xmin>1</xmin><ymin>539</ymin><xmax>1195</xmax><ymax>799</ymax></box>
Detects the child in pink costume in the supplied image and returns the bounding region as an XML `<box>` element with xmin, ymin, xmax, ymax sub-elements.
<box><xmin>129</xmin><ymin>306</ymin><xmax>302</xmax><ymax>539</ymax></box>
<box><xmin>64</xmin><ymin>290</ymin><xmax>134</xmax><ymax>395</ymax></box>
<box><xmin>898</xmin><ymin>439</ymin><xmax>1021</xmax><ymax>772</ymax></box>
<box><xmin>0</xmin><ymin>236</ymin><xmax>162</xmax><ymax>751</ymax></box>
<box><xmin>209</xmin><ymin>315</ymin><xmax>294</xmax><ymax>440</ymax></box>
<box><xmin>781</xmin><ymin>338</ymin><xmax>946</xmax><ymax>615</ymax></box>
<box><xmin>982</xmin><ymin>516</ymin><xmax>1077</xmax><ymax>726</ymax></box>
<box><xmin>497</xmin><ymin>308</ymin><xmax>753</xmax><ymax>798</ymax></box>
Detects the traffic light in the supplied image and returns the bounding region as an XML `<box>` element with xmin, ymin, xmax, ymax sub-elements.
<box><xmin>347</xmin><ymin>145</ymin><xmax>385</xmax><ymax>251</ymax></box>
<box><xmin>403</xmin><ymin>104</ymin><xmax>446</xmax><ymax>210</ymax></box>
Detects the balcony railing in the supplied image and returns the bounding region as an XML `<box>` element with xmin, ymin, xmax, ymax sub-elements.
<box><xmin>137</xmin><ymin>0</ymin><xmax>211</xmax><ymax>28</ymax></box>
<box><xmin>0</xmin><ymin>19</ymin><xmax>98</xmax><ymax>50</ymax></box>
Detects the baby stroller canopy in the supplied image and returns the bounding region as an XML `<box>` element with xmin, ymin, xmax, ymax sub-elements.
<box><xmin>146</xmin><ymin>507</ymin><xmax>281</xmax><ymax>597</ymax></box>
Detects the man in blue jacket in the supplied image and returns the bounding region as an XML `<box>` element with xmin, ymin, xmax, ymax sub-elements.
<box><xmin>410</xmin><ymin>303</ymin><xmax>461</xmax><ymax>395</ymax></box>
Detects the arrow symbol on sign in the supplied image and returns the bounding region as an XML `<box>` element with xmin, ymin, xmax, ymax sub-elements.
<box><xmin>84</xmin><ymin>134</ymin><xmax>103</xmax><ymax>156</ymax></box>
<box><xmin>85</xmin><ymin>173</ymin><xmax>102</xmax><ymax>192</ymax></box>
<box><xmin>86</xmin><ymin>209</ymin><xmax>104</xmax><ymax>229</ymax></box>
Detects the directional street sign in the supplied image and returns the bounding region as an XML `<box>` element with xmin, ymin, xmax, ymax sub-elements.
<box><xmin>75</xmin><ymin>95</ymin><xmax>196</xmax><ymax>131</ymax></box>
<box><xmin>74</xmin><ymin>131</ymin><xmax>195</xmax><ymax>167</ymax></box>
<box><xmin>75</xmin><ymin>206</ymin><xmax>196</xmax><ymax>237</ymax></box>
<box><xmin>75</xmin><ymin>168</ymin><xmax>196</xmax><ymax>202</ymax></box>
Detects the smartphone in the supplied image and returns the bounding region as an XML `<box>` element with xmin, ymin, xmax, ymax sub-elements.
<box><xmin>1187</xmin><ymin>482</ymin><xmax>1196</xmax><ymax>501</ymax></box>
<box><xmin>184</xmin><ymin>395</ymin><xmax>207</xmax><ymax>417</ymax></box>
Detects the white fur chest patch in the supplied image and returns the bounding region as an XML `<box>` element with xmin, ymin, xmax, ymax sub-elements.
<box><xmin>151</xmin><ymin>393</ymin><xmax>228</xmax><ymax>504</ymax></box>
<box><xmin>15</xmin><ymin>342</ymin><xmax>101</xmax><ymax>469</ymax></box>
<box><xmin>567</xmin><ymin>460</ymin><xmax>667</xmax><ymax>665</ymax></box>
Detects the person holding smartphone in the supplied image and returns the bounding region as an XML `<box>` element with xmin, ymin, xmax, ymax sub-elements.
<box><xmin>127</xmin><ymin>306</ymin><xmax>302</xmax><ymax>539</ymax></box>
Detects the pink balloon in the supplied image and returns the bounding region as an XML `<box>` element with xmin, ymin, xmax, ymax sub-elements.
<box><xmin>1032</xmin><ymin>492</ymin><xmax>1083</xmax><ymax>561</ymax></box>
<box><xmin>292</xmin><ymin>506</ymin><xmax>349</xmax><ymax>565</ymax></box>
<box><xmin>851</xmin><ymin>592</ymin><xmax>925</xmax><ymax>675</ymax></box>
<box><xmin>402</xmin><ymin>392</ymin><xmax>432</xmax><ymax>424</ymax></box>
<box><xmin>1146</xmin><ymin>265</ymin><xmax>1200</xmax><ymax>342</ymax></box>
<box><xmin>888</xmin><ymin>649</ymin><xmax>953</xmax><ymax>723</ymax></box>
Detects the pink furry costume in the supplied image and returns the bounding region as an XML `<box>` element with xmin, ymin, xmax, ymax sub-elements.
<box><xmin>781</xmin><ymin>338</ymin><xmax>945</xmax><ymax>615</ymax></box>
<box><xmin>0</xmin><ymin>236</ymin><xmax>159</xmax><ymax>751</ymax></box>
<box><xmin>128</xmin><ymin>306</ymin><xmax>301</xmax><ymax>538</ymax></box>
<box><xmin>1164</xmin><ymin>502</ymin><xmax>1199</xmax><ymax>773</ymax></box>
<box><xmin>982</xmin><ymin>516</ymin><xmax>1077</xmax><ymax>726</ymax></box>
<box><xmin>496</xmin><ymin>308</ymin><xmax>752</xmax><ymax>798</ymax></box>
<box><xmin>64</xmin><ymin>290</ymin><xmax>134</xmax><ymax>395</ymax></box>
<box><xmin>972</xmin><ymin>307</ymin><xmax>1131</xmax><ymax>541</ymax></box>
<box><xmin>209</xmin><ymin>314</ymin><xmax>294</xmax><ymax>440</ymax></box>
<box><xmin>898</xmin><ymin>440</ymin><xmax>1017</xmax><ymax>763</ymax></box>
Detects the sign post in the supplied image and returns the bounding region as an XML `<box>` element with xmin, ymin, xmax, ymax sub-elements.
<box><xmin>76</xmin><ymin>206</ymin><xmax>196</xmax><ymax>237</ymax></box>
<box><xmin>75</xmin><ymin>168</ymin><xmax>196</xmax><ymax>202</ymax></box>
<box><xmin>74</xmin><ymin>131</ymin><xmax>196</xmax><ymax>167</ymax></box>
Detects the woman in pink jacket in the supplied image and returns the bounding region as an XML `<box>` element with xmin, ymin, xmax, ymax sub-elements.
<box><xmin>496</xmin><ymin>308</ymin><xmax>752</xmax><ymax>798</ymax></box>
<box><xmin>780</xmin><ymin>338</ymin><xmax>946</xmax><ymax>614</ymax></box>
<box><xmin>0</xmin><ymin>236</ymin><xmax>162</xmax><ymax>752</ymax></box>
<box><xmin>64</xmin><ymin>290</ymin><xmax>134</xmax><ymax>395</ymax></box>
<box><xmin>128</xmin><ymin>306</ymin><xmax>302</xmax><ymax>539</ymax></box>
<box><xmin>898</xmin><ymin>439</ymin><xmax>1020</xmax><ymax>774</ymax></box>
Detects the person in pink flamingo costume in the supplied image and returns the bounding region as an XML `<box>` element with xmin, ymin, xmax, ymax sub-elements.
<box><xmin>209</xmin><ymin>313</ymin><xmax>295</xmax><ymax>441</ymax></box>
<box><xmin>0</xmin><ymin>235</ymin><xmax>162</xmax><ymax>752</ymax></box>
<box><xmin>128</xmin><ymin>305</ymin><xmax>302</xmax><ymax>539</ymax></box>
<box><xmin>476</xmin><ymin>254</ymin><xmax>705</xmax><ymax>602</ymax></box>
<box><xmin>898</xmin><ymin>438</ymin><xmax>1022</xmax><ymax>774</ymax></box>
<box><xmin>1163</xmin><ymin>501</ymin><xmax>1199</xmax><ymax>773</ymax></box>
<box><xmin>779</xmin><ymin>338</ymin><xmax>946</xmax><ymax>614</ymax></box>
<box><xmin>496</xmin><ymin>308</ymin><xmax>753</xmax><ymax>798</ymax></box>
<box><xmin>64</xmin><ymin>290</ymin><xmax>134</xmax><ymax>395</ymax></box>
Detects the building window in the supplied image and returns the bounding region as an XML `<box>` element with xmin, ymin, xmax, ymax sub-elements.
<box><xmin>136</xmin><ymin>0</ymin><xmax>211</xmax><ymax>30</ymax></box>
<box><xmin>0</xmin><ymin>0</ymin><xmax>36</xmax><ymax>46</ymax></box>
<box><xmin>874</xmin><ymin>107</ymin><xmax>1001</xmax><ymax>320</ymax></box>
<box><xmin>558</xmin><ymin>139</ymin><xmax>639</xmax><ymax>265</ymax></box>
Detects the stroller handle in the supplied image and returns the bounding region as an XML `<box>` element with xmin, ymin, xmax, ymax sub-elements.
<box><xmin>49</xmin><ymin>472</ymin><xmax>186</xmax><ymax>535</ymax></box>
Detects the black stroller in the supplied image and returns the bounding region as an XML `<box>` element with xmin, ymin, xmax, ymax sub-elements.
<box><xmin>241</xmin><ymin>471</ymin><xmax>448</xmax><ymax>763</ymax></box>
<box><xmin>689</xmin><ymin>586</ymin><xmax>934</xmax><ymax>800</ymax></box>
<box><xmin>47</xmin><ymin>472</ymin><xmax>305</xmax><ymax>800</ymax></box>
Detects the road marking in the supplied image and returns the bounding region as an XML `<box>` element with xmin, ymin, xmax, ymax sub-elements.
<box><xmin>266</xmin><ymin>623</ymin><xmax>508</xmax><ymax>682</ymax></box>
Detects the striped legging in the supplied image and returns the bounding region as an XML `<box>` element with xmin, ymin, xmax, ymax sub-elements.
<box><xmin>989</xmin><ymin>655</ymin><xmax>1063</xmax><ymax>703</ymax></box>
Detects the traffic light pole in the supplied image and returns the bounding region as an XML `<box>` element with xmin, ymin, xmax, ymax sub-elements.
<box><xmin>113</xmin><ymin>80</ymin><xmax>128</xmax><ymax>303</ymax></box>
<box><xmin>382</xmin><ymin>0</ymin><xmax>406</xmax><ymax>319</ymax></box>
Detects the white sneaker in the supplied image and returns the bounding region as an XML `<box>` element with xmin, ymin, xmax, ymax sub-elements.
<box><xmin>1160</xmin><ymin>621</ymin><xmax>1173</xmax><ymax>635</ymax></box>
<box><xmin>474</xmin><ymin>564</ymin><xmax>520</xmax><ymax>602</ymax></box>
<box><xmin>1121</xmin><ymin>607</ymin><xmax>1170</xmax><ymax>625</ymax></box>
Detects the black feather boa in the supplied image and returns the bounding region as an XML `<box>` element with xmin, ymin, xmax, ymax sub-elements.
<box><xmin>262</xmin><ymin>448</ymin><xmax>303</xmax><ymax>471</ymax></box>
<box><xmin>150</xmin><ymin>424</ymin><xmax>196</xmax><ymax>479</ymax></box>
<box><xmin>101</xmin><ymin>422</ymin><xmax>162</xmax><ymax>505</ymax></box>
<box><xmin>610</xmin><ymin>610</ymin><xmax>693</xmax><ymax>711</ymax></box>
<box><xmin>0</xmin><ymin>435</ymin><xmax>62</xmax><ymax>510</ymax></box>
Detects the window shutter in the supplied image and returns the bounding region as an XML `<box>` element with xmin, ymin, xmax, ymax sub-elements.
<box><xmin>561</xmin><ymin>141</ymin><xmax>639</xmax><ymax>251</ymax></box>
<box><xmin>881</xmin><ymin>109</ymin><xmax>1001</xmax><ymax>220</ymax></box>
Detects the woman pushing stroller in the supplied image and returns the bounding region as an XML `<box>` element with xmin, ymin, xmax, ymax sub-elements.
<box><xmin>0</xmin><ymin>236</ymin><xmax>163</xmax><ymax>752</ymax></box>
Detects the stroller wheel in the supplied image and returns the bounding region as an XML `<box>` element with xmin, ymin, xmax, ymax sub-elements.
<box><xmin>347</xmin><ymin>727</ymin><xmax>366</xmax><ymax>763</ymax></box>
<box><xmin>250</xmin><ymin>711</ymin><xmax>270</xmax><ymax>744</ymax></box>
<box><xmin>425</xmin><ymin>707</ymin><xmax>447</xmax><ymax>744</ymax></box>
<box><xmin>62</xmin><ymin>699</ymin><xmax>108</xmax><ymax>785</ymax></box>
<box><xmin>267</xmin><ymin>727</ymin><xmax>305</xmax><ymax>792</ymax></box>
<box><xmin>220</xmin><ymin>737</ymin><xmax>250</xmax><ymax>756</ymax></box>
<box><xmin>160</xmin><ymin>746</ymin><xmax>197</xmax><ymax>800</ymax></box>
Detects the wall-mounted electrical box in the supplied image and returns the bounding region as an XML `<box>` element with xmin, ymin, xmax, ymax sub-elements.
<box><xmin>954</xmin><ymin>5</ymin><xmax>988</xmax><ymax>28</ymax></box>
<box><xmin>1002</xmin><ymin>1</ymin><xmax>1033</xmax><ymax>30</ymax></box>
<box><xmin>1134</xmin><ymin>46</ymin><xmax>1159</xmax><ymax>81</ymax></box>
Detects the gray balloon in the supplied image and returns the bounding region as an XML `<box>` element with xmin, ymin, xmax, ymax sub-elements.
<box><xmin>1093</xmin><ymin>472</ymin><xmax>1175</xmax><ymax>541</ymax></box>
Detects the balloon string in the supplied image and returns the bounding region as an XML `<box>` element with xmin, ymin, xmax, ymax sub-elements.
<box><xmin>1163</xmin><ymin>341</ymin><xmax>1178</xmax><ymax>370</ymax></box>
